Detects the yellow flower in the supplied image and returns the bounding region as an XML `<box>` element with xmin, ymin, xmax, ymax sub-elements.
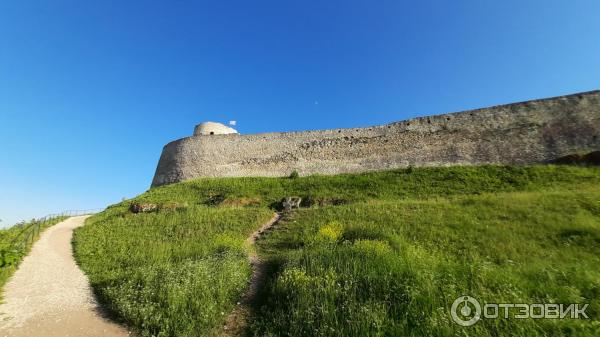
<box><xmin>316</xmin><ymin>221</ymin><xmax>343</xmax><ymax>243</ymax></box>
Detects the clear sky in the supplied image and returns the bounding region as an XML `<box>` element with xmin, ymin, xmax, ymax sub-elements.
<box><xmin>1</xmin><ymin>0</ymin><xmax>599</xmax><ymax>226</ymax></box>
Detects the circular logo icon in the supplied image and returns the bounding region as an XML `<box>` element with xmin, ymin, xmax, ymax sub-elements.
<box><xmin>451</xmin><ymin>295</ymin><xmax>482</xmax><ymax>326</ymax></box>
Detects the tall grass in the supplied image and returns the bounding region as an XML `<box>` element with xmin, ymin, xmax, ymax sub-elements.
<box><xmin>251</xmin><ymin>190</ymin><xmax>600</xmax><ymax>336</ymax></box>
<box><xmin>74</xmin><ymin>204</ymin><xmax>274</xmax><ymax>337</ymax></box>
<box><xmin>72</xmin><ymin>165</ymin><xmax>600</xmax><ymax>336</ymax></box>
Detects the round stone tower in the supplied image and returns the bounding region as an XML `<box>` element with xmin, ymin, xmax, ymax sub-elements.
<box><xmin>193</xmin><ymin>121</ymin><xmax>238</xmax><ymax>136</ymax></box>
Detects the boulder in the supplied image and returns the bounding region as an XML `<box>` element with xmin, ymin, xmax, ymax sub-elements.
<box><xmin>282</xmin><ymin>197</ymin><xmax>302</xmax><ymax>212</ymax></box>
<box><xmin>129</xmin><ymin>203</ymin><xmax>158</xmax><ymax>213</ymax></box>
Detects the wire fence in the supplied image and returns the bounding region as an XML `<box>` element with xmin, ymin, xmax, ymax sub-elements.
<box><xmin>37</xmin><ymin>208</ymin><xmax>106</xmax><ymax>221</ymax></box>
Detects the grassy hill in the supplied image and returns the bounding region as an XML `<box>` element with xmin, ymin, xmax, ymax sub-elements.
<box><xmin>73</xmin><ymin>165</ymin><xmax>600</xmax><ymax>337</ymax></box>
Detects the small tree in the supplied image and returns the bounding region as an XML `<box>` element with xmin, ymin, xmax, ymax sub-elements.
<box><xmin>289</xmin><ymin>170</ymin><xmax>300</xmax><ymax>179</ymax></box>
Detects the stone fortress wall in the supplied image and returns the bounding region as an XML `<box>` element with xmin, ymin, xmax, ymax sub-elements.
<box><xmin>152</xmin><ymin>90</ymin><xmax>600</xmax><ymax>187</ymax></box>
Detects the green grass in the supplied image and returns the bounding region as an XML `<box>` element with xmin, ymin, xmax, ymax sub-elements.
<box><xmin>72</xmin><ymin>165</ymin><xmax>600</xmax><ymax>337</ymax></box>
<box><xmin>0</xmin><ymin>216</ymin><xmax>67</xmax><ymax>294</ymax></box>
<box><xmin>252</xmin><ymin>190</ymin><xmax>600</xmax><ymax>336</ymax></box>
<box><xmin>74</xmin><ymin>204</ymin><xmax>275</xmax><ymax>336</ymax></box>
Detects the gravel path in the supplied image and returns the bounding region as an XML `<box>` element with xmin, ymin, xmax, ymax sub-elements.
<box><xmin>0</xmin><ymin>216</ymin><xmax>130</xmax><ymax>337</ymax></box>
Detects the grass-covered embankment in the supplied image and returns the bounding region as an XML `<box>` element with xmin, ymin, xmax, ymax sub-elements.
<box><xmin>73</xmin><ymin>203</ymin><xmax>275</xmax><ymax>336</ymax></box>
<box><xmin>73</xmin><ymin>165</ymin><xmax>600</xmax><ymax>337</ymax></box>
<box><xmin>0</xmin><ymin>216</ymin><xmax>67</xmax><ymax>293</ymax></box>
<box><xmin>253</xmin><ymin>189</ymin><xmax>600</xmax><ymax>336</ymax></box>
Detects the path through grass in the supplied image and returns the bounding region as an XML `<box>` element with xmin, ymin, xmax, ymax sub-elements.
<box><xmin>252</xmin><ymin>189</ymin><xmax>600</xmax><ymax>336</ymax></box>
<box><xmin>73</xmin><ymin>165</ymin><xmax>600</xmax><ymax>336</ymax></box>
<box><xmin>0</xmin><ymin>216</ymin><xmax>67</xmax><ymax>293</ymax></box>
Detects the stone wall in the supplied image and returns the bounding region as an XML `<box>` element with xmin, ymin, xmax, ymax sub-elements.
<box><xmin>152</xmin><ymin>90</ymin><xmax>600</xmax><ymax>187</ymax></box>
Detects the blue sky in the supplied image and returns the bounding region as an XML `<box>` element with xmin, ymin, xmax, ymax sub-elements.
<box><xmin>1</xmin><ymin>0</ymin><xmax>599</xmax><ymax>226</ymax></box>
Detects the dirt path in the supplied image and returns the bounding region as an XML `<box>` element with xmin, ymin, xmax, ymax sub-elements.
<box><xmin>0</xmin><ymin>216</ymin><xmax>130</xmax><ymax>337</ymax></box>
<box><xmin>221</xmin><ymin>212</ymin><xmax>282</xmax><ymax>336</ymax></box>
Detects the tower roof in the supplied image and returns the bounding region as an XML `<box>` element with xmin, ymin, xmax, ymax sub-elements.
<box><xmin>193</xmin><ymin>121</ymin><xmax>238</xmax><ymax>136</ymax></box>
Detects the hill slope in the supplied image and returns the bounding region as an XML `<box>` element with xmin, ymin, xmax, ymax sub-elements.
<box><xmin>73</xmin><ymin>165</ymin><xmax>600</xmax><ymax>337</ymax></box>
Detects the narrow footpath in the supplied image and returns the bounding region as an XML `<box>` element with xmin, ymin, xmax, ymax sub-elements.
<box><xmin>221</xmin><ymin>212</ymin><xmax>282</xmax><ymax>337</ymax></box>
<box><xmin>0</xmin><ymin>216</ymin><xmax>130</xmax><ymax>337</ymax></box>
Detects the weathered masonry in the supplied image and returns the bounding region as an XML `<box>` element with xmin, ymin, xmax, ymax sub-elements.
<box><xmin>152</xmin><ymin>90</ymin><xmax>600</xmax><ymax>187</ymax></box>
